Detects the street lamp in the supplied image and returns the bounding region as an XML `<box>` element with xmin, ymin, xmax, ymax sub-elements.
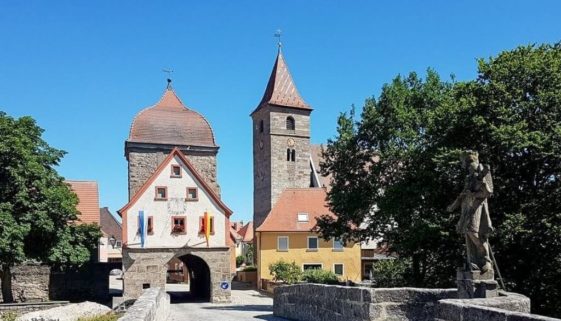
<box><xmin>109</xmin><ymin>235</ymin><xmax>117</xmax><ymax>249</ymax></box>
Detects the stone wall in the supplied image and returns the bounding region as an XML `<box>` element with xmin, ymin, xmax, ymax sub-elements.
<box><xmin>122</xmin><ymin>247</ymin><xmax>231</xmax><ymax>303</ymax></box>
<box><xmin>49</xmin><ymin>262</ymin><xmax>122</xmax><ymax>302</ymax></box>
<box><xmin>0</xmin><ymin>264</ymin><xmax>50</xmax><ymax>303</ymax></box>
<box><xmin>0</xmin><ymin>301</ymin><xmax>69</xmax><ymax>318</ymax></box>
<box><xmin>126</xmin><ymin>146</ymin><xmax>219</xmax><ymax>200</ymax></box>
<box><xmin>273</xmin><ymin>284</ymin><xmax>559</xmax><ymax>321</ymax></box>
<box><xmin>252</xmin><ymin>106</ymin><xmax>312</xmax><ymax>228</ymax></box>
<box><xmin>117</xmin><ymin>287</ymin><xmax>169</xmax><ymax>321</ymax></box>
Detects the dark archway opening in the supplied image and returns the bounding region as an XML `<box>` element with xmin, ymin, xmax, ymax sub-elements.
<box><xmin>166</xmin><ymin>254</ymin><xmax>211</xmax><ymax>303</ymax></box>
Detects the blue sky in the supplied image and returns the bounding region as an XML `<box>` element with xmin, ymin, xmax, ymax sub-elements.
<box><xmin>1</xmin><ymin>1</ymin><xmax>559</xmax><ymax>223</ymax></box>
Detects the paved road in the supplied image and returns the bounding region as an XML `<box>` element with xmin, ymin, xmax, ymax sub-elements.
<box><xmin>169</xmin><ymin>285</ymin><xmax>288</xmax><ymax>321</ymax></box>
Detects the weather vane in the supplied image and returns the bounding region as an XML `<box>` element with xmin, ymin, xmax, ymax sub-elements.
<box><xmin>274</xmin><ymin>29</ymin><xmax>282</xmax><ymax>50</ymax></box>
<box><xmin>162</xmin><ymin>68</ymin><xmax>174</xmax><ymax>88</ymax></box>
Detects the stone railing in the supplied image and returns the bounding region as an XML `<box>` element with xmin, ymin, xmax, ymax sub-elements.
<box><xmin>117</xmin><ymin>288</ymin><xmax>169</xmax><ymax>321</ymax></box>
<box><xmin>0</xmin><ymin>301</ymin><xmax>69</xmax><ymax>318</ymax></box>
<box><xmin>274</xmin><ymin>284</ymin><xmax>560</xmax><ymax>321</ymax></box>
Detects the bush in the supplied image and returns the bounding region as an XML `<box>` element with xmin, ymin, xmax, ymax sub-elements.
<box><xmin>77</xmin><ymin>313</ymin><xmax>121</xmax><ymax>321</ymax></box>
<box><xmin>371</xmin><ymin>259</ymin><xmax>409</xmax><ymax>287</ymax></box>
<box><xmin>1</xmin><ymin>312</ymin><xmax>17</xmax><ymax>321</ymax></box>
<box><xmin>302</xmin><ymin>269</ymin><xmax>339</xmax><ymax>284</ymax></box>
<box><xmin>242</xmin><ymin>266</ymin><xmax>257</xmax><ymax>272</ymax></box>
<box><xmin>269</xmin><ymin>260</ymin><xmax>301</xmax><ymax>284</ymax></box>
<box><xmin>236</xmin><ymin>255</ymin><xmax>245</xmax><ymax>267</ymax></box>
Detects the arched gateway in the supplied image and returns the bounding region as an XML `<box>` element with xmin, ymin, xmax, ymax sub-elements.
<box><xmin>119</xmin><ymin>88</ymin><xmax>234</xmax><ymax>303</ymax></box>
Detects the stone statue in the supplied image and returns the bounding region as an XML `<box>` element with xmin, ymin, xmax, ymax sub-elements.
<box><xmin>447</xmin><ymin>150</ymin><xmax>494</xmax><ymax>273</ymax></box>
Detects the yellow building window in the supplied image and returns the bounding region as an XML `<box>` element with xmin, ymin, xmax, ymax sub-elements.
<box><xmin>307</xmin><ymin>236</ymin><xmax>318</xmax><ymax>251</ymax></box>
<box><xmin>333</xmin><ymin>238</ymin><xmax>344</xmax><ymax>251</ymax></box>
<box><xmin>277</xmin><ymin>236</ymin><xmax>289</xmax><ymax>251</ymax></box>
<box><xmin>334</xmin><ymin>263</ymin><xmax>344</xmax><ymax>276</ymax></box>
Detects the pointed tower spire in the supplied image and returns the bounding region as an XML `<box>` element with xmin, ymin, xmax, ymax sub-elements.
<box><xmin>252</xmin><ymin>50</ymin><xmax>311</xmax><ymax>115</ymax></box>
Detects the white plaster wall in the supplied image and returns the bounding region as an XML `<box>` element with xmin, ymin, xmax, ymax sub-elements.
<box><xmin>126</xmin><ymin>155</ymin><xmax>227</xmax><ymax>248</ymax></box>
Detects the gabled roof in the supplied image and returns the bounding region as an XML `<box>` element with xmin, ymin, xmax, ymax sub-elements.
<box><xmin>128</xmin><ymin>88</ymin><xmax>217</xmax><ymax>147</ymax></box>
<box><xmin>118</xmin><ymin>148</ymin><xmax>232</xmax><ymax>217</ymax></box>
<box><xmin>238</xmin><ymin>221</ymin><xmax>254</xmax><ymax>242</ymax></box>
<box><xmin>100</xmin><ymin>207</ymin><xmax>122</xmax><ymax>239</ymax></box>
<box><xmin>66</xmin><ymin>180</ymin><xmax>100</xmax><ymax>224</ymax></box>
<box><xmin>256</xmin><ymin>188</ymin><xmax>334</xmax><ymax>232</ymax></box>
<box><xmin>251</xmin><ymin>50</ymin><xmax>311</xmax><ymax>115</ymax></box>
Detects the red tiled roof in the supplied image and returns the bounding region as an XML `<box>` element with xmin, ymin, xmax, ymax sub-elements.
<box><xmin>256</xmin><ymin>188</ymin><xmax>334</xmax><ymax>232</ymax></box>
<box><xmin>66</xmin><ymin>180</ymin><xmax>100</xmax><ymax>224</ymax></box>
<box><xmin>128</xmin><ymin>88</ymin><xmax>217</xmax><ymax>147</ymax></box>
<box><xmin>238</xmin><ymin>221</ymin><xmax>254</xmax><ymax>242</ymax></box>
<box><xmin>251</xmin><ymin>50</ymin><xmax>311</xmax><ymax>115</ymax></box>
<box><xmin>100</xmin><ymin>207</ymin><xmax>122</xmax><ymax>239</ymax></box>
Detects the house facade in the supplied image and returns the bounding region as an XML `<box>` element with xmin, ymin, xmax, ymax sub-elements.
<box><xmin>119</xmin><ymin>87</ymin><xmax>233</xmax><ymax>302</ymax></box>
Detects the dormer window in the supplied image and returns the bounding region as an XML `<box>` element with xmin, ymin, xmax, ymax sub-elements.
<box><xmin>171</xmin><ymin>165</ymin><xmax>181</xmax><ymax>178</ymax></box>
<box><xmin>155</xmin><ymin>186</ymin><xmax>167</xmax><ymax>200</ymax></box>
<box><xmin>186</xmin><ymin>187</ymin><xmax>198</xmax><ymax>201</ymax></box>
<box><xmin>297</xmin><ymin>212</ymin><xmax>309</xmax><ymax>222</ymax></box>
<box><xmin>286</xmin><ymin>116</ymin><xmax>295</xmax><ymax>130</ymax></box>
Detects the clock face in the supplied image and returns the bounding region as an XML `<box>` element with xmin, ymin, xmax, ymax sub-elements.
<box><xmin>287</xmin><ymin>138</ymin><xmax>295</xmax><ymax>147</ymax></box>
<box><xmin>167</xmin><ymin>198</ymin><xmax>187</xmax><ymax>215</ymax></box>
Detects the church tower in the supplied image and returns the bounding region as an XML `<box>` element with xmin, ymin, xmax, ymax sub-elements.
<box><xmin>252</xmin><ymin>49</ymin><xmax>313</xmax><ymax>227</ymax></box>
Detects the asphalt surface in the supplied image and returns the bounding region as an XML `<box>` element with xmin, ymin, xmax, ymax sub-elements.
<box><xmin>168</xmin><ymin>283</ymin><xmax>288</xmax><ymax>321</ymax></box>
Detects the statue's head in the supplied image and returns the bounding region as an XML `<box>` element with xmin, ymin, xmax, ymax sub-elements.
<box><xmin>460</xmin><ymin>150</ymin><xmax>479</xmax><ymax>170</ymax></box>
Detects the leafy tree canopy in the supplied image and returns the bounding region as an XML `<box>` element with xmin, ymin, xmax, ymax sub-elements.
<box><xmin>0</xmin><ymin>112</ymin><xmax>101</xmax><ymax>302</ymax></box>
<box><xmin>317</xmin><ymin>43</ymin><xmax>561</xmax><ymax>317</ymax></box>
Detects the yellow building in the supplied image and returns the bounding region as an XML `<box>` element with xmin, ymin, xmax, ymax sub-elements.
<box><xmin>256</xmin><ymin>188</ymin><xmax>362</xmax><ymax>289</ymax></box>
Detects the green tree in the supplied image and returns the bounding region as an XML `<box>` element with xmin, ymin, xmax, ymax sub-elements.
<box><xmin>0</xmin><ymin>112</ymin><xmax>101</xmax><ymax>302</ymax></box>
<box><xmin>317</xmin><ymin>43</ymin><xmax>561</xmax><ymax>317</ymax></box>
<box><xmin>268</xmin><ymin>260</ymin><xmax>302</xmax><ymax>284</ymax></box>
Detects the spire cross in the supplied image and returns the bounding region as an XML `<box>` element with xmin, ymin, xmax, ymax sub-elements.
<box><xmin>162</xmin><ymin>68</ymin><xmax>174</xmax><ymax>88</ymax></box>
<box><xmin>274</xmin><ymin>29</ymin><xmax>282</xmax><ymax>50</ymax></box>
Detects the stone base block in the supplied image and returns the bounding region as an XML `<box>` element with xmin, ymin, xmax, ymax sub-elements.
<box><xmin>457</xmin><ymin>269</ymin><xmax>498</xmax><ymax>299</ymax></box>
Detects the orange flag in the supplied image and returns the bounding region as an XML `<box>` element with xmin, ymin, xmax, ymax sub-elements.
<box><xmin>204</xmin><ymin>211</ymin><xmax>212</xmax><ymax>247</ymax></box>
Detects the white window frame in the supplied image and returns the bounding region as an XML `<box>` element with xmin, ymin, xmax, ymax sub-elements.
<box><xmin>333</xmin><ymin>263</ymin><xmax>344</xmax><ymax>276</ymax></box>
<box><xmin>302</xmin><ymin>263</ymin><xmax>323</xmax><ymax>271</ymax></box>
<box><xmin>332</xmin><ymin>238</ymin><xmax>344</xmax><ymax>251</ymax></box>
<box><xmin>277</xmin><ymin>236</ymin><xmax>289</xmax><ymax>252</ymax></box>
<box><xmin>307</xmin><ymin>236</ymin><xmax>319</xmax><ymax>251</ymax></box>
<box><xmin>297</xmin><ymin>212</ymin><xmax>309</xmax><ymax>222</ymax></box>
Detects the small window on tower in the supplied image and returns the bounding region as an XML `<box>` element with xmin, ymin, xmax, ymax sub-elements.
<box><xmin>259</xmin><ymin>120</ymin><xmax>264</xmax><ymax>133</ymax></box>
<box><xmin>186</xmin><ymin>187</ymin><xmax>198</xmax><ymax>201</ymax></box>
<box><xmin>155</xmin><ymin>187</ymin><xmax>167</xmax><ymax>200</ymax></box>
<box><xmin>286</xmin><ymin>116</ymin><xmax>295</xmax><ymax>130</ymax></box>
<box><xmin>287</xmin><ymin>149</ymin><xmax>291</xmax><ymax>161</ymax></box>
<box><xmin>171</xmin><ymin>165</ymin><xmax>181</xmax><ymax>177</ymax></box>
<box><xmin>291</xmin><ymin>149</ymin><xmax>296</xmax><ymax>162</ymax></box>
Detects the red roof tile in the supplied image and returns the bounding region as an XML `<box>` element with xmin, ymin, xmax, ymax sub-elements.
<box><xmin>252</xmin><ymin>50</ymin><xmax>311</xmax><ymax>115</ymax></box>
<box><xmin>238</xmin><ymin>221</ymin><xmax>254</xmax><ymax>242</ymax></box>
<box><xmin>66</xmin><ymin>180</ymin><xmax>100</xmax><ymax>224</ymax></box>
<box><xmin>128</xmin><ymin>89</ymin><xmax>217</xmax><ymax>147</ymax></box>
<box><xmin>256</xmin><ymin>188</ymin><xmax>333</xmax><ymax>232</ymax></box>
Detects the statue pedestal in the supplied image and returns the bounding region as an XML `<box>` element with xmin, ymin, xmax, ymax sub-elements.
<box><xmin>457</xmin><ymin>269</ymin><xmax>498</xmax><ymax>299</ymax></box>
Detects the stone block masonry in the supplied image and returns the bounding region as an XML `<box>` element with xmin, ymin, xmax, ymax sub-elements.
<box><xmin>274</xmin><ymin>284</ymin><xmax>559</xmax><ymax>321</ymax></box>
<box><xmin>117</xmin><ymin>288</ymin><xmax>169</xmax><ymax>321</ymax></box>
<box><xmin>122</xmin><ymin>247</ymin><xmax>231</xmax><ymax>303</ymax></box>
<box><xmin>0</xmin><ymin>264</ymin><xmax>50</xmax><ymax>303</ymax></box>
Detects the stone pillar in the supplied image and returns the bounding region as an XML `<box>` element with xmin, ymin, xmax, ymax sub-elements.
<box><xmin>457</xmin><ymin>269</ymin><xmax>498</xmax><ymax>298</ymax></box>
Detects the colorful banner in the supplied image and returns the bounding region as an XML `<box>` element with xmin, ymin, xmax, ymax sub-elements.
<box><xmin>139</xmin><ymin>210</ymin><xmax>145</xmax><ymax>248</ymax></box>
